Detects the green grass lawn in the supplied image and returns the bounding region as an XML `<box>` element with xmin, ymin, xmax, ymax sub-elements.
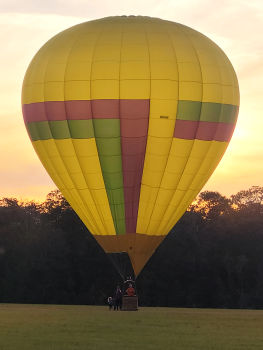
<box><xmin>0</xmin><ymin>304</ymin><xmax>263</xmax><ymax>349</ymax></box>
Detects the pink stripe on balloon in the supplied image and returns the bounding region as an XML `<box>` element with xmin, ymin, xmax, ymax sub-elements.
<box><xmin>22</xmin><ymin>100</ymin><xmax>93</xmax><ymax>123</ymax></box>
<box><xmin>120</xmin><ymin>99</ymin><xmax>150</xmax><ymax>119</ymax></box>
<box><xmin>120</xmin><ymin>99</ymin><xmax>150</xmax><ymax>234</ymax></box>
<box><xmin>174</xmin><ymin>120</ymin><xmax>235</xmax><ymax>142</ymax></box>
<box><xmin>174</xmin><ymin>120</ymin><xmax>199</xmax><ymax>139</ymax></box>
<box><xmin>91</xmin><ymin>99</ymin><xmax>119</xmax><ymax>119</ymax></box>
<box><xmin>22</xmin><ymin>103</ymin><xmax>47</xmax><ymax>123</ymax></box>
<box><xmin>65</xmin><ymin>100</ymin><xmax>92</xmax><ymax>120</ymax></box>
<box><xmin>196</xmin><ymin>121</ymin><xmax>218</xmax><ymax>141</ymax></box>
<box><xmin>45</xmin><ymin>101</ymin><xmax>67</xmax><ymax>120</ymax></box>
<box><xmin>214</xmin><ymin>123</ymin><xmax>236</xmax><ymax>142</ymax></box>
<box><xmin>121</xmin><ymin>136</ymin><xmax>147</xmax><ymax>156</ymax></box>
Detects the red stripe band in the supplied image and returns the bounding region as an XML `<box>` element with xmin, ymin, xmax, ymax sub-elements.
<box><xmin>22</xmin><ymin>100</ymin><xmax>151</xmax><ymax>123</ymax></box>
<box><xmin>174</xmin><ymin>120</ymin><xmax>236</xmax><ymax>142</ymax></box>
<box><xmin>120</xmin><ymin>100</ymin><xmax>150</xmax><ymax>233</ymax></box>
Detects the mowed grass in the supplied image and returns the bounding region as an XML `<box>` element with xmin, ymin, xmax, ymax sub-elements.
<box><xmin>0</xmin><ymin>304</ymin><xmax>263</xmax><ymax>350</ymax></box>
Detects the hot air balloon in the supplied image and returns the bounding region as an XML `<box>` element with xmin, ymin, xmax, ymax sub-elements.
<box><xmin>22</xmin><ymin>16</ymin><xmax>239</xmax><ymax>278</ymax></box>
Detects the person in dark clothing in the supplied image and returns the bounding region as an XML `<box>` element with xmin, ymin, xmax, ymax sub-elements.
<box><xmin>114</xmin><ymin>286</ymin><xmax>123</xmax><ymax>310</ymax></box>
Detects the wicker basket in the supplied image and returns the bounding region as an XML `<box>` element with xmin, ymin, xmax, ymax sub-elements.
<box><xmin>122</xmin><ymin>296</ymin><xmax>138</xmax><ymax>311</ymax></box>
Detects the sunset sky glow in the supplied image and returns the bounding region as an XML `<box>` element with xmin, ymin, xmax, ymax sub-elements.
<box><xmin>1</xmin><ymin>0</ymin><xmax>263</xmax><ymax>202</ymax></box>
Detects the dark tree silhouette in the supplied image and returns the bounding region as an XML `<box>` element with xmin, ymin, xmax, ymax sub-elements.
<box><xmin>1</xmin><ymin>187</ymin><xmax>263</xmax><ymax>309</ymax></box>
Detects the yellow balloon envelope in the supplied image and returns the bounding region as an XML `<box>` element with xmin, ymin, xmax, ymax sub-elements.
<box><xmin>22</xmin><ymin>16</ymin><xmax>239</xmax><ymax>276</ymax></box>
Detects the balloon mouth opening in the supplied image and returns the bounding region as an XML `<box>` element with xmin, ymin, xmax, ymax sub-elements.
<box><xmin>94</xmin><ymin>234</ymin><xmax>166</xmax><ymax>277</ymax></box>
<box><xmin>107</xmin><ymin>252</ymin><xmax>135</xmax><ymax>280</ymax></box>
<box><xmin>107</xmin><ymin>250</ymin><xmax>153</xmax><ymax>279</ymax></box>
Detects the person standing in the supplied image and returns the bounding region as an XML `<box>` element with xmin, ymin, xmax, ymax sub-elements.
<box><xmin>114</xmin><ymin>286</ymin><xmax>123</xmax><ymax>310</ymax></box>
<box><xmin>126</xmin><ymin>283</ymin><xmax>135</xmax><ymax>296</ymax></box>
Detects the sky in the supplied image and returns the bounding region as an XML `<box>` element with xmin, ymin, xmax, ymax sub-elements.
<box><xmin>1</xmin><ymin>0</ymin><xmax>263</xmax><ymax>202</ymax></box>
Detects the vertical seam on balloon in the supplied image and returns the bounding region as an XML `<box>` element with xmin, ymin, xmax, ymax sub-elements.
<box><xmin>62</xmin><ymin>24</ymin><xmax>111</xmax><ymax>236</ymax></box>
<box><xmin>178</xmin><ymin>36</ymin><xmax>224</xmax><ymax>188</ymax></box>
<box><xmin>137</xmin><ymin>17</ymin><xmax>159</xmax><ymax>238</ymax></box>
<box><xmin>157</xmin><ymin>24</ymin><xmax>206</xmax><ymax>236</ymax></box>
<box><xmin>118</xmin><ymin>22</ymin><xmax>122</xmax><ymax>236</ymax></box>
<box><xmin>42</xmin><ymin>26</ymin><xmax>102</xmax><ymax>235</ymax></box>
<box><xmin>151</xmin><ymin>23</ymin><xmax>194</xmax><ymax>236</ymax></box>
<box><xmin>114</xmin><ymin>19</ymin><xmax>127</xmax><ymax>237</ymax></box>
<box><xmin>60</xmin><ymin>26</ymin><xmax>104</xmax><ymax>234</ymax></box>
<box><xmin>129</xmin><ymin>16</ymin><xmax>151</xmax><ymax>251</ymax></box>
<box><xmin>90</xmin><ymin>23</ymin><xmax>119</xmax><ymax>236</ymax></box>
<box><xmin>96</xmin><ymin>36</ymin><xmax>126</xmax><ymax>237</ymax></box>
<box><xmin>181</xmin><ymin>44</ymin><xmax>226</xmax><ymax>209</ymax></box>
<box><xmin>35</xmin><ymin>41</ymin><xmax>79</xmax><ymax>221</ymax></box>
<box><xmin>171</xmin><ymin>32</ymin><xmax>225</xmax><ymax>223</ymax></box>
<box><xmin>178</xmin><ymin>24</ymin><xmax>204</xmax><ymax>137</ymax></box>
<box><xmin>141</xmin><ymin>19</ymin><xmax>180</xmax><ymax>236</ymax></box>
<box><xmin>160</xmin><ymin>27</ymin><xmax>226</xmax><ymax>236</ymax></box>
<box><xmin>89</xmin><ymin>23</ymin><xmax>117</xmax><ymax>235</ymax></box>
<box><xmin>152</xmin><ymin>19</ymin><xmax>181</xmax><ymax>235</ymax></box>
<box><xmin>134</xmin><ymin>18</ymin><xmax>152</xmax><ymax>239</ymax></box>
<box><xmin>118</xmin><ymin>20</ymin><xmax>128</xmax><ymax>240</ymax></box>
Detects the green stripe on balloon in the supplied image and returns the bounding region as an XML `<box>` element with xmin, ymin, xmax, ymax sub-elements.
<box><xmin>200</xmin><ymin>103</ymin><xmax>222</xmax><ymax>122</ymax></box>
<box><xmin>93</xmin><ymin>119</ymin><xmax>126</xmax><ymax>236</ymax></box>
<box><xmin>26</xmin><ymin>122</ymin><xmax>40</xmax><ymax>141</ymax></box>
<box><xmin>29</xmin><ymin>121</ymin><xmax>53</xmax><ymax>140</ymax></box>
<box><xmin>177</xmin><ymin>101</ymin><xmax>202</xmax><ymax>121</ymax></box>
<box><xmin>219</xmin><ymin>104</ymin><xmax>239</xmax><ymax>124</ymax></box>
<box><xmin>26</xmin><ymin>120</ymin><xmax>95</xmax><ymax>141</ymax></box>
<box><xmin>176</xmin><ymin>101</ymin><xmax>238</xmax><ymax>124</ymax></box>
<box><xmin>68</xmin><ymin>120</ymin><xmax>95</xmax><ymax>138</ymax></box>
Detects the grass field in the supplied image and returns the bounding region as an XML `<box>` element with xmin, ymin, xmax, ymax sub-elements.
<box><xmin>0</xmin><ymin>304</ymin><xmax>263</xmax><ymax>349</ymax></box>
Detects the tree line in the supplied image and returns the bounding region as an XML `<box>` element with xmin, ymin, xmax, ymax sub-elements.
<box><xmin>1</xmin><ymin>187</ymin><xmax>263</xmax><ymax>309</ymax></box>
